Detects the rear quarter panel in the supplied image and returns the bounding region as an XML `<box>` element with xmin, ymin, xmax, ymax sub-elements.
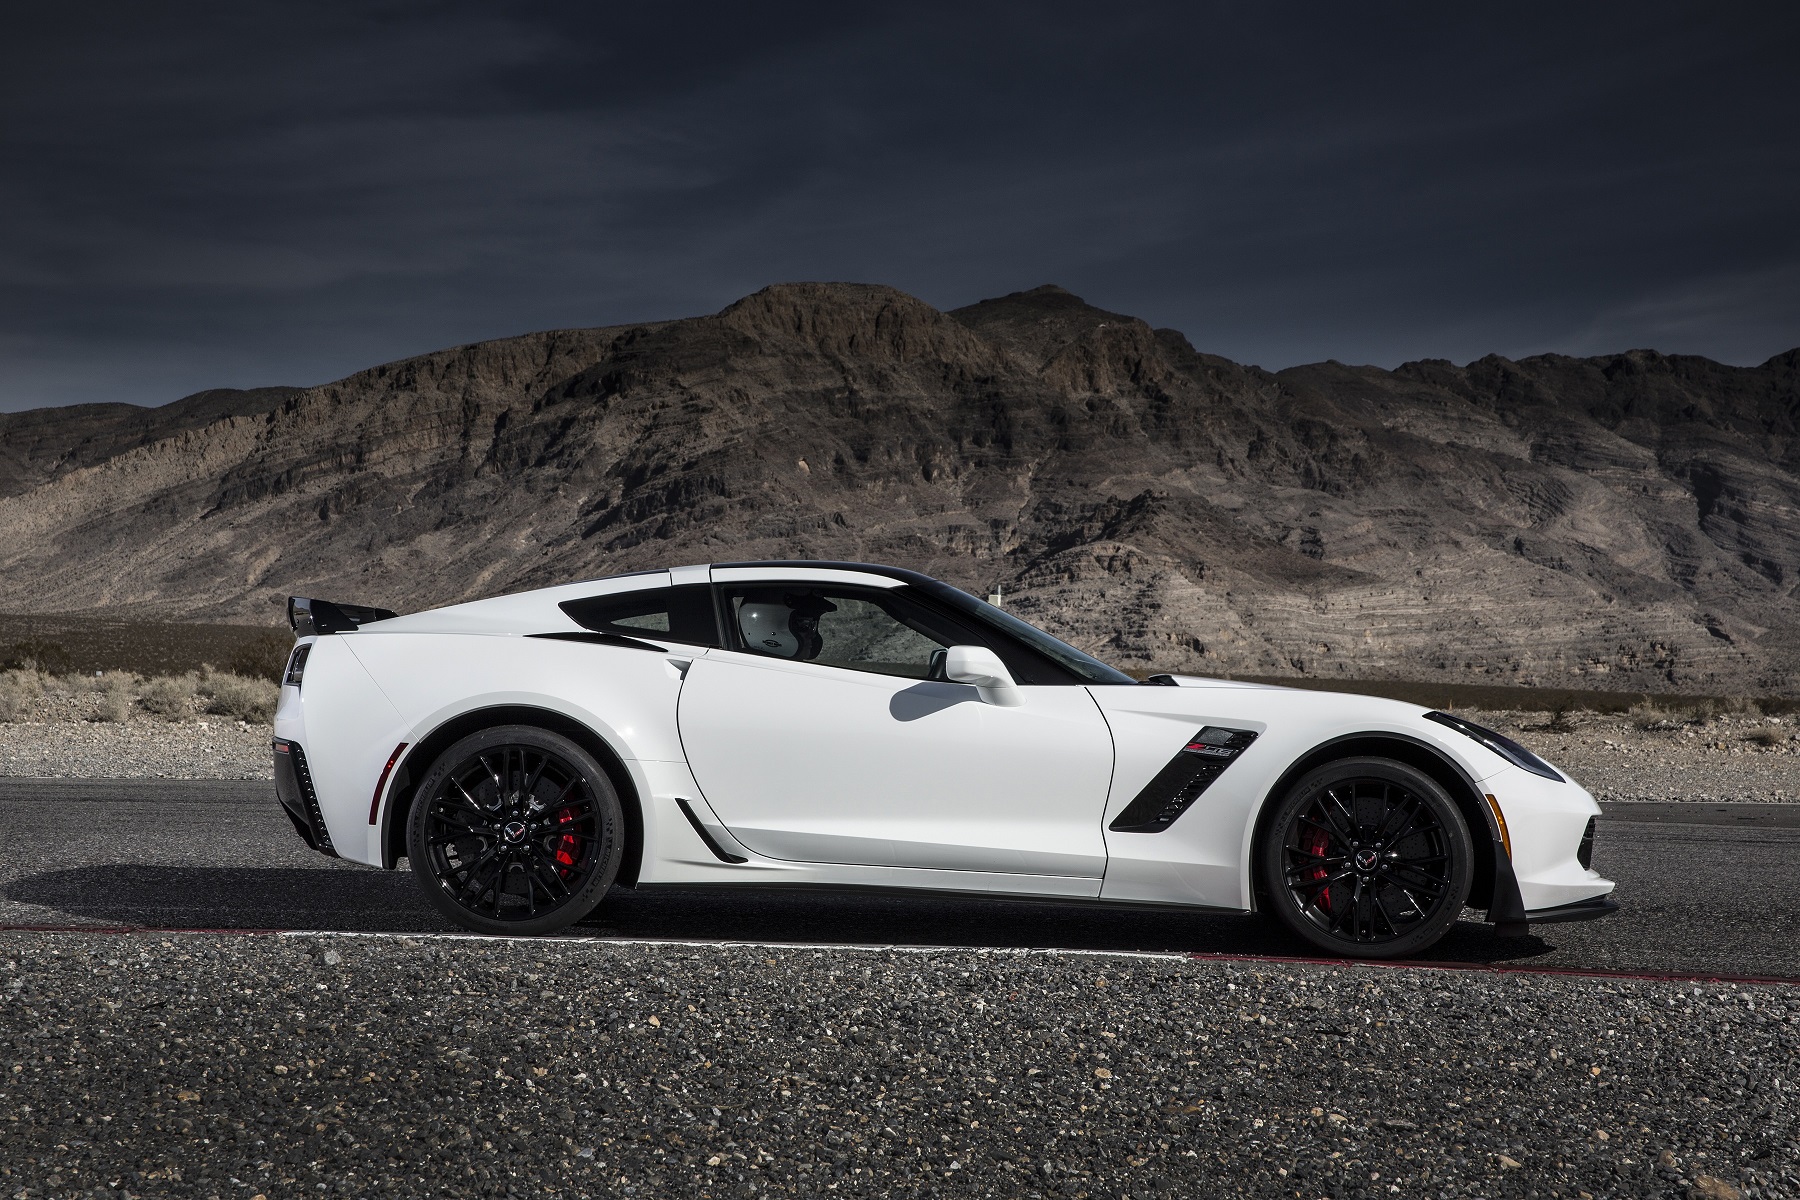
<box><xmin>274</xmin><ymin>634</ymin><xmax>410</xmax><ymax>864</ymax></box>
<box><xmin>306</xmin><ymin>632</ymin><xmax>692</xmax><ymax>866</ymax></box>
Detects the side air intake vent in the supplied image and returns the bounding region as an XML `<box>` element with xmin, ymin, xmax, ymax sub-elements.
<box><xmin>1577</xmin><ymin>817</ymin><xmax>1596</xmax><ymax>870</ymax></box>
<box><xmin>1109</xmin><ymin>727</ymin><xmax>1259</xmax><ymax>834</ymax></box>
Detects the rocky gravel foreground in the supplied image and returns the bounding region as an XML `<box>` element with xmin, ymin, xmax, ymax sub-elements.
<box><xmin>1</xmin><ymin>933</ymin><xmax>1794</xmax><ymax>1200</ymax></box>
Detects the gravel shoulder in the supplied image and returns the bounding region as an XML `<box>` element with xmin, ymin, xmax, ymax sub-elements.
<box><xmin>1465</xmin><ymin>709</ymin><xmax>1800</xmax><ymax>804</ymax></box>
<box><xmin>0</xmin><ymin>719</ymin><xmax>271</xmax><ymax>779</ymax></box>
<box><xmin>1</xmin><ymin>932</ymin><xmax>1793</xmax><ymax>1199</ymax></box>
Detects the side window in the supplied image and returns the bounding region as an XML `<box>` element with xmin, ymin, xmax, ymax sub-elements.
<box><xmin>559</xmin><ymin>584</ymin><xmax>719</xmax><ymax>646</ymax></box>
<box><xmin>725</xmin><ymin>585</ymin><xmax>959</xmax><ymax>679</ymax></box>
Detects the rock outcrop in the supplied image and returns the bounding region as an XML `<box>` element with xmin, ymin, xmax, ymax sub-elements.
<box><xmin>3</xmin><ymin>283</ymin><xmax>1796</xmax><ymax>694</ymax></box>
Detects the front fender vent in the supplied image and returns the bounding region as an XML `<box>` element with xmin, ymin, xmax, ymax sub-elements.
<box><xmin>1109</xmin><ymin>727</ymin><xmax>1259</xmax><ymax>834</ymax></box>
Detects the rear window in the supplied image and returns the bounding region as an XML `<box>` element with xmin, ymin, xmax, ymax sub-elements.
<box><xmin>559</xmin><ymin>584</ymin><xmax>719</xmax><ymax>646</ymax></box>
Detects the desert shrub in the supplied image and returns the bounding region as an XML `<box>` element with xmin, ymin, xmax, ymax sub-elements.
<box><xmin>39</xmin><ymin>672</ymin><xmax>81</xmax><ymax>699</ymax></box>
<box><xmin>89</xmin><ymin>672</ymin><xmax>138</xmax><ymax>722</ymax></box>
<box><xmin>93</xmin><ymin>694</ymin><xmax>133</xmax><ymax>722</ymax></box>
<box><xmin>198</xmin><ymin>671</ymin><xmax>279</xmax><ymax>723</ymax></box>
<box><xmin>0</xmin><ymin>639</ymin><xmax>73</xmax><ymax>674</ymax></box>
<box><xmin>0</xmin><ymin>667</ymin><xmax>46</xmax><ymax>722</ymax></box>
<box><xmin>1628</xmin><ymin>700</ymin><xmax>1677</xmax><ymax>731</ymax></box>
<box><xmin>229</xmin><ymin>631</ymin><xmax>294</xmax><ymax>683</ymax></box>
<box><xmin>139</xmin><ymin>673</ymin><xmax>198</xmax><ymax>719</ymax></box>
<box><xmin>1746</xmin><ymin>727</ymin><xmax>1786</xmax><ymax>748</ymax></box>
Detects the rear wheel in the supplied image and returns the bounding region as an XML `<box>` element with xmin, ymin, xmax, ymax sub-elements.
<box><xmin>407</xmin><ymin>725</ymin><xmax>623</xmax><ymax>936</ymax></box>
<box><xmin>1259</xmin><ymin>757</ymin><xmax>1473</xmax><ymax>959</ymax></box>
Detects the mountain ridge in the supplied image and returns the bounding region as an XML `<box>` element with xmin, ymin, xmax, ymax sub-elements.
<box><xmin>2</xmin><ymin>282</ymin><xmax>1796</xmax><ymax>695</ymax></box>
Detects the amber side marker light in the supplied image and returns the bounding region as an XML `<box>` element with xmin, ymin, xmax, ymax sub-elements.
<box><xmin>369</xmin><ymin>743</ymin><xmax>409</xmax><ymax>825</ymax></box>
<box><xmin>1484</xmin><ymin>793</ymin><xmax>1512</xmax><ymax>860</ymax></box>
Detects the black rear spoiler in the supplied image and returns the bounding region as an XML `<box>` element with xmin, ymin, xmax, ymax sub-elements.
<box><xmin>288</xmin><ymin>596</ymin><xmax>399</xmax><ymax>637</ymax></box>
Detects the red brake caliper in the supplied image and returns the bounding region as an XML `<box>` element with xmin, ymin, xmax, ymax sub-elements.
<box><xmin>553</xmin><ymin>806</ymin><xmax>581</xmax><ymax>877</ymax></box>
<box><xmin>1303</xmin><ymin>816</ymin><xmax>1332</xmax><ymax>912</ymax></box>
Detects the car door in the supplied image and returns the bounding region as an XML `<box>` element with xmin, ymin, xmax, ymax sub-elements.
<box><xmin>676</xmin><ymin>579</ymin><xmax>1114</xmax><ymax>881</ymax></box>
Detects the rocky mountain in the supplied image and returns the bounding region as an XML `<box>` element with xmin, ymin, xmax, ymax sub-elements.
<box><xmin>0</xmin><ymin>386</ymin><xmax>300</xmax><ymax>499</ymax></box>
<box><xmin>2</xmin><ymin>283</ymin><xmax>1796</xmax><ymax>695</ymax></box>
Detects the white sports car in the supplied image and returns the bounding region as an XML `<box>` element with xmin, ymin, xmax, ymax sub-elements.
<box><xmin>273</xmin><ymin>561</ymin><xmax>1616</xmax><ymax>957</ymax></box>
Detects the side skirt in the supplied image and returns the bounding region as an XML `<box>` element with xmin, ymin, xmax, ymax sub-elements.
<box><xmin>631</xmin><ymin>879</ymin><xmax>1246</xmax><ymax>916</ymax></box>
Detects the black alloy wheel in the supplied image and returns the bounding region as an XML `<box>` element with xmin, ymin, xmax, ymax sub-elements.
<box><xmin>1259</xmin><ymin>757</ymin><xmax>1473</xmax><ymax>959</ymax></box>
<box><xmin>407</xmin><ymin>725</ymin><xmax>623</xmax><ymax>936</ymax></box>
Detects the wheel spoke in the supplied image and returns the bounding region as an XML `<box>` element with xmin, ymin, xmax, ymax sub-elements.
<box><xmin>521</xmin><ymin>856</ymin><xmax>541</xmax><ymax>917</ymax></box>
<box><xmin>1372</xmin><ymin>890</ymin><xmax>1399</xmax><ymax>935</ymax></box>
<box><xmin>1385</xmin><ymin>810</ymin><xmax>1439</xmax><ymax>850</ymax></box>
<box><xmin>443</xmin><ymin>838</ymin><xmax>502</xmax><ymax>888</ymax></box>
<box><xmin>432</xmin><ymin>808</ymin><xmax>495</xmax><ymax>833</ymax></box>
<box><xmin>477</xmin><ymin>754</ymin><xmax>503</xmax><ymax>798</ymax></box>
<box><xmin>1294</xmin><ymin>867</ymin><xmax>1350</xmax><ymax>898</ymax></box>
<box><xmin>529</xmin><ymin>852</ymin><xmax>573</xmax><ymax>898</ymax></box>
<box><xmin>1361</xmin><ymin>884</ymin><xmax>1380</xmax><ymax>940</ymax></box>
<box><xmin>539</xmin><ymin>818</ymin><xmax>596</xmax><ymax>840</ymax></box>
<box><xmin>1393</xmin><ymin>883</ymin><xmax>1431</xmax><ymax>918</ymax></box>
<box><xmin>1387</xmin><ymin>860</ymin><xmax>1451</xmax><ymax>888</ymax></box>
<box><xmin>523</xmin><ymin>752</ymin><xmax>550</xmax><ymax>800</ymax></box>
<box><xmin>1385</xmin><ymin>873</ymin><xmax>1447</xmax><ymax>899</ymax></box>
<box><xmin>1296</xmin><ymin>814</ymin><xmax>1345</xmax><ymax>848</ymax></box>
<box><xmin>1373</xmin><ymin>793</ymin><xmax>1418</xmax><ymax>843</ymax></box>
<box><xmin>429</xmin><ymin>831</ymin><xmax>491</xmax><ymax>847</ymax></box>
<box><xmin>1285</xmin><ymin>844</ymin><xmax>1344</xmax><ymax>861</ymax></box>
<box><xmin>1284</xmin><ymin>857</ymin><xmax>1347</xmax><ymax>881</ymax></box>
<box><xmin>460</xmin><ymin>858</ymin><xmax>508</xmax><ymax>906</ymax></box>
<box><xmin>490</xmin><ymin>853</ymin><xmax>515</xmax><ymax>917</ymax></box>
<box><xmin>446</xmin><ymin>780</ymin><xmax>488</xmax><ymax>815</ymax></box>
<box><xmin>1326</xmin><ymin>882</ymin><xmax>1354</xmax><ymax>934</ymax></box>
<box><xmin>1318</xmin><ymin>790</ymin><xmax>1359</xmax><ymax>844</ymax></box>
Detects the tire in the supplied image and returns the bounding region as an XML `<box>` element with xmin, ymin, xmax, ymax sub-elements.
<box><xmin>407</xmin><ymin>725</ymin><xmax>624</xmax><ymax>936</ymax></box>
<box><xmin>1258</xmin><ymin>757</ymin><xmax>1473</xmax><ymax>959</ymax></box>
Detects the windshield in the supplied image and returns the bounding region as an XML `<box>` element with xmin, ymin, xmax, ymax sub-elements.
<box><xmin>916</xmin><ymin>582</ymin><xmax>1137</xmax><ymax>685</ymax></box>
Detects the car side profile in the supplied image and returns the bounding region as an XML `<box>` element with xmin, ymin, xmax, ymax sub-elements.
<box><xmin>273</xmin><ymin>561</ymin><xmax>1616</xmax><ymax>957</ymax></box>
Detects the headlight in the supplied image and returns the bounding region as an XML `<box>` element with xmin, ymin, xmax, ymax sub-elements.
<box><xmin>1424</xmin><ymin>711</ymin><xmax>1564</xmax><ymax>782</ymax></box>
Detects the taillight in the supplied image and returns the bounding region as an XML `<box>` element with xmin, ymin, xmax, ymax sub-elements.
<box><xmin>284</xmin><ymin>644</ymin><xmax>311</xmax><ymax>689</ymax></box>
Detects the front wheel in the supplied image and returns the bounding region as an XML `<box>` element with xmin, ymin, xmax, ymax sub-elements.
<box><xmin>1258</xmin><ymin>757</ymin><xmax>1473</xmax><ymax>959</ymax></box>
<box><xmin>407</xmin><ymin>725</ymin><xmax>624</xmax><ymax>936</ymax></box>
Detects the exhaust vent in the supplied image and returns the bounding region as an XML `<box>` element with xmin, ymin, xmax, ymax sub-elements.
<box><xmin>273</xmin><ymin>739</ymin><xmax>337</xmax><ymax>858</ymax></box>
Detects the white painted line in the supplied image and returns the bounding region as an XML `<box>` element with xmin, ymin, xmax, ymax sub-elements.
<box><xmin>275</xmin><ymin>929</ymin><xmax>1194</xmax><ymax>961</ymax></box>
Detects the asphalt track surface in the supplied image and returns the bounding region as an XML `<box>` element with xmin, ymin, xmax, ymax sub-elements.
<box><xmin>2</xmin><ymin>778</ymin><xmax>1796</xmax><ymax>980</ymax></box>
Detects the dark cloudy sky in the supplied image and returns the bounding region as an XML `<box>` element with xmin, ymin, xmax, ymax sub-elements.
<box><xmin>3</xmin><ymin>2</ymin><xmax>1796</xmax><ymax>412</ymax></box>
